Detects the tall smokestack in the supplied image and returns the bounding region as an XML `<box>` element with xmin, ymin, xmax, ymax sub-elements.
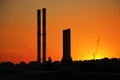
<box><xmin>37</xmin><ymin>9</ymin><xmax>41</xmax><ymax>63</ymax></box>
<box><xmin>42</xmin><ymin>8</ymin><xmax>46</xmax><ymax>63</ymax></box>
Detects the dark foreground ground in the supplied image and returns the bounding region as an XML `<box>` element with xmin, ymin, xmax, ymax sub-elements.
<box><xmin>1</xmin><ymin>71</ymin><xmax>120</xmax><ymax>80</ymax></box>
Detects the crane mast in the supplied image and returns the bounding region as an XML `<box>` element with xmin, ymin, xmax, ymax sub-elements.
<box><xmin>93</xmin><ymin>37</ymin><xmax>100</xmax><ymax>60</ymax></box>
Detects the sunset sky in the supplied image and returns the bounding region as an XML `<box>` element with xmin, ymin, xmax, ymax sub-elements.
<box><xmin>0</xmin><ymin>0</ymin><xmax>120</xmax><ymax>64</ymax></box>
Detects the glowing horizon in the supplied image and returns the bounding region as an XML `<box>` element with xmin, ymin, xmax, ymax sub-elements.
<box><xmin>0</xmin><ymin>0</ymin><xmax>120</xmax><ymax>64</ymax></box>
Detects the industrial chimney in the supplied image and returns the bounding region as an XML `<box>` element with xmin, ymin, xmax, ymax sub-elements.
<box><xmin>37</xmin><ymin>8</ymin><xmax>47</xmax><ymax>63</ymax></box>
<box><xmin>61</xmin><ymin>28</ymin><xmax>72</xmax><ymax>63</ymax></box>
<box><xmin>42</xmin><ymin>8</ymin><xmax>46</xmax><ymax>63</ymax></box>
<box><xmin>37</xmin><ymin>9</ymin><xmax>41</xmax><ymax>63</ymax></box>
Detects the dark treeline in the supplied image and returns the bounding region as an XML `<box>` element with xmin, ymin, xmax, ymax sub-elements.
<box><xmin>1</xmin><ymin>57</ymin><xmax>120</xmax><ymax>72</ymax></box>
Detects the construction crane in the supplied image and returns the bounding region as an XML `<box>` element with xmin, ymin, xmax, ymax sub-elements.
<box><xmin>93</xmin><ymin>37</ymin><xmax>100</xmax><ymax>60</ymax></box>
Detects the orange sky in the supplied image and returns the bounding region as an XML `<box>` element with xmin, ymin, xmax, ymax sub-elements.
<box><xmin>0</xmin><ymin>0</ymin><xmax>120</xmax><ymax>64</ymax></box>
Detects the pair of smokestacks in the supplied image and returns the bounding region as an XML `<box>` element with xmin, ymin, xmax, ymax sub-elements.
<box><xmin>37</xmin><ymin>8</ymin><xmax>46</xmax><ymax>63</ymax></box>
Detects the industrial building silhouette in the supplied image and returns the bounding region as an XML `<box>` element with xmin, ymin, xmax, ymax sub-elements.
<box><xmin>61</xmin><ymin>29</ymin><xmax>72</xmax><ymax>63</ymax></box>
<box><xmin>1</xmin><ymin>8</ymin><xmax>120</xmax><ymax>80</ymax></box>
<box><xmin>37</xmin><ymin>8</ymin><xmax>72</xmax><ymax>63</ymax></box>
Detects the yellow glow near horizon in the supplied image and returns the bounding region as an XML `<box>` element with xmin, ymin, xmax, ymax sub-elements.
<box><xmin>0</xmin><ymin>0</ymin><xmax>120</xmax><ymax>64</ymax></box>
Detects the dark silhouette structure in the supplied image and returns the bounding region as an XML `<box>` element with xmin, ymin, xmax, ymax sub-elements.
<box><xmin>42</xmin><ymin>8</ymin><xmax>46</xmax><ymax>63</ymax></box>
<box><xmin>61</xmin><ymin>29</ymin><xmax>72</xmax><ymax>63</ymax></box>
<box><xmin>37</xmin><ymin>8</ymin><xmax>46</xmax><ymax>63</ymax></box>
<box><xmin>37</xmin><ymin>9</ymin><xmax>41</xmax><ymax>63</ymax></box>
<box><xmin>2</xmin><ymin>58</ymin><xmax>120</xmax><ymax>80</ymax></box>
<box><xmin>2</xmin><ymin>8</ymin><xmax>120</xmax><ymax>80</ymax></box>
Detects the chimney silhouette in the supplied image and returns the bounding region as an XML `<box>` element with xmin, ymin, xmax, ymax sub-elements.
<box><xmin>42</xmin><ymin>8</ymin><xmax>46</xmax><ymax>63</ymax></box>
<box><xmin>37</xmin><ymin>9</ymin><xmax>41</xmax><ymax>63</ymax></box>
<box><xmin>61</xmin><ymin>28</ymin><xmax>72</xmax><ymax>63</ymax></box>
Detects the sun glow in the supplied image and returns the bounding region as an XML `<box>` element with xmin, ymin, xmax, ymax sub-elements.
<box><xmin>83</xmin><ymin>52</ymin><xmax>105</xmax><ymax>60</ymax></box>
<box><xmin>81</xmin><ymin>49</ymin><xmax>107</xmax><ymax>60</ymax></box>
<box><xmin>95</xmin><ymin>53</ymin><xmax>104</xmax><ymax>60</ymax></box>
